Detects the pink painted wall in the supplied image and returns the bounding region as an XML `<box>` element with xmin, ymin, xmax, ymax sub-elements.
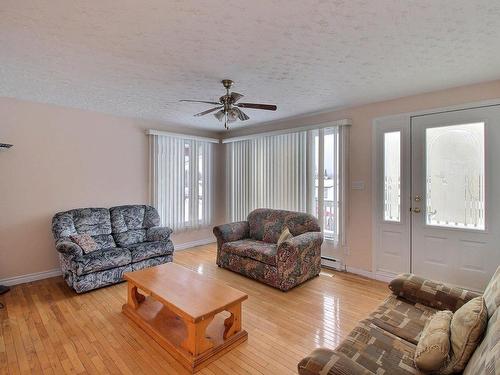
<box><xmin>224</xmin><ymin>80</ymin><xmax>500</xmax><ymax>272</ymax></box>
<box><xmin>0</xmin><ymin>97</ymin><xmax>223</xmax><ymax>280</ymax></box>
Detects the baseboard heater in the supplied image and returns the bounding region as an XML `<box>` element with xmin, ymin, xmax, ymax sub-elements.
<box><xmin>321</xmin><ymin>256</ymin><xmax>346</xmax><ymax>272</ymax></box>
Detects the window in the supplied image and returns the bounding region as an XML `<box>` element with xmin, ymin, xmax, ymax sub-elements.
<box><xmin>383</xmin><ymin>131</ymin><xmax>401</xmax><ymax>222</ymax></box>
<box><xmin>426</xmin><ymin>122</ymin><xmax>485</xmax><ymax>230</ymax></box>
<box><xmin>312</xmin><ymin>127</ymin><xmax>345</xmax><ymax>243</ymax></box>
<box><xmin>150</xmin><ymin>133</ymin><xmax>214</xmax><ymax>230</ymax></box>
<box><xmin>227</xmin><ymin>124</ymin><xmax>349</xmax><ymax>246</ymax></box>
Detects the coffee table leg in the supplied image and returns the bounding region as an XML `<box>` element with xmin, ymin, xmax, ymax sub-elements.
<box><xmin>127</xmin><ymin>282</ymin><xmax>145</xmax><ymax>309</ymax></box>
<box><xmin>181</xmin><ymin>316</ymin><xmax>214</xmax><ymax>356</ymax></box>
<box><xmin>223</xmin><ymin>303</ymin><xmax>242</xmax><ymax>340</ymax></box>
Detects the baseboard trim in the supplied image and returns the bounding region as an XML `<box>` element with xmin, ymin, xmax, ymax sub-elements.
<box><xmin>373</xmin><ymin>270</ymin><xmax>398</xmax><ymax>283</ymax></box>
<box><xmin>174</xmin><ymin>238</ymin><xmax>215</xmax><ymax>251</ymax></box>
<box><xmin>346</xmin><ymin>266</ymin><xmax>394</xmax><ymax>283</ymax></box>
<box><xmin>0</xmin><ymin>268</ymin><xmax>62</xmax><ymax>287</ymax></box>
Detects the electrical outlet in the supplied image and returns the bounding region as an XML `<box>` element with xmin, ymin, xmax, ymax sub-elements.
<box><xmin>343</xmin><ymin>246</ymin><xmax>350</xmax><ymax>255</ymax></box>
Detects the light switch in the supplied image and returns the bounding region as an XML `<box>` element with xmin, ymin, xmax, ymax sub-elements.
<box><xmin>351</xmin><ymin>181</ymin><xmax>365</xmax><ymax>190</ymax></box>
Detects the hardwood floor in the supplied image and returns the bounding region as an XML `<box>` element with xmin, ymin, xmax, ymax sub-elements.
<box><xmin>0</xmin><ymin>244</ymin><xmax>389</xmax><ymax>375</ymax></box>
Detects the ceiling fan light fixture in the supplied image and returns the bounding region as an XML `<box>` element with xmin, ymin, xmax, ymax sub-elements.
<box><xmin>214</xmin><ymin>110</ymin><xmax>225</xmax><ymax>121</ymax></box>
<box><xmin>181</xmin><ymin>80</ymin><xmax>277</xmax><ymax>130</ymax></box>
<box><xmin>228</xmin><ymin>108</ymin><xmax>238</xmax><ymax>121</ymax></box>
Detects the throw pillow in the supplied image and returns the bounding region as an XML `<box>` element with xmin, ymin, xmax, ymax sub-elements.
<box><xmin>415</xmin><ymin>310</ymin><xmax>453</xmax><ymax>372</ymax></box>
<box><xmin>277</xmin><ymin>227</ymin><xmax>293</xmax><ymax>246</ymax></box>
<box><xmin>70</xmin><ymin>234</ymin><xmax>98</xmax><ymax>254</ymax></box>
<box><xmin>441</xmin><ymin>296</ymin><xmax>488</xmax><ymax>374</ymax></box>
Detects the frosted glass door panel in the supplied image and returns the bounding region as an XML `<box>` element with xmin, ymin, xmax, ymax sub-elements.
<box><xmin>384</xmin><ymin>131</ymin><xmax>401</xmax><ymax>222</ymax></box>
<box><xmin>425</xmin><ymin>122</ymin><xmax>485</xmax><ymax>230</ymax></box>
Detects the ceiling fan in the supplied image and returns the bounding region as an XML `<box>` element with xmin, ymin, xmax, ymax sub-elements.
<box><xmin>180</xmin><ymin>80</ymin><xmax>277</xmax><ymax>130</ymax></box>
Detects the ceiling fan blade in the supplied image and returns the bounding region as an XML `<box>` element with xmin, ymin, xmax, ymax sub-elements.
<box><xmin>194</xmin><ymin>106</ymin><xmax>223</xmax><ymax>117</ymax></box>
<box><xmin>233</xmin><ymin>107</ymin><xmax>250</xmax><ymax>121</ymax></box>
<box><xmin>214</xmin><ymin>110</ymin><xmax>225</xmax><ymax>121</ymax></box>
<box><xmin>236</xmin><ymin>103</ymin><xmax>277</xmax><ymax>111</ymax></box>
<box><xmin>180</xmin><ymin>99</ymin><xmax>221</xmax><ymax>105</ymax></box>
<box><xmin>230</xmin><ymin>92</ymin><xmax>244</xmax><ymax>103</ymax></box>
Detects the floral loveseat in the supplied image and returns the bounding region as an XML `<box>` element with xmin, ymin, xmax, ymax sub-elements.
<box><xmin>298</xmin><ymin>267</ymin><xmax>500</xmax><ymax>375</ymax></box>
<box><xmin>213</xmin><ymin>208</ymin><xmax>323</xmax><ymax>291</ymax></box>
<box><xmin>52</xmin><ymin>205</ymin><xmax>174</xmax><ymax>293</ymax></box>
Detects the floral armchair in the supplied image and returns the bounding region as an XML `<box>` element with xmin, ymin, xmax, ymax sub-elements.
<box><xmin>213</xmin><ymin>208</ymin><xmax>323</xmax><ymax>291</ymax></box>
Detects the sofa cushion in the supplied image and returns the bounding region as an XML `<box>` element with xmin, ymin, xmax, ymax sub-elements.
<box><xmin>73</xmin><ymin>248</ymin><xmax>132</xmax><ymax>276</ymax></box>
<box><xmin>52</xmin><ymin>208</ymin><xmax>112</xmax><ymax>238</ymax></box>
<box><xmin>131</xmin><ymin>255</ymin><xmax>173</xmax><ymax>271</ymax></box>
<box><xmin>247</xmin><ymin>209</ymin><xmax>320</xmax><ymax>243</ymax></box>
<box><xmin>146</xmin><ymin>226</ymin><xmax>173</xmax><ymax>242</ymax></box>
<box><xmin>337</xmin><ymin>319</ymin><xmax>419</xmax><ymax>374</ymax></box>
<box><xmin>127</xmin><ymin>241</ymin><xmax>174</xmax><ymax>263</ymax></box>
<box><xmin>369</xmin><ymin>294</ymin><xmax>438</xmax><ymax>345</ymax></box>
<box><xmin>52</xmin><ymin>211</ymin><xmax>78</xmax><ymax>238</ymax></box>
<box><xmin>110</xmin><ymin>205</ymin><xmax>160</xmax><ymax>233</ymax></box>
<box><xmin>72</xmin><ymin>208</ymin><xmax>112</xmax><ymax>235</ymax></box>
<box><xmin>284</xmin><ymin>212</ymin><xmax>321</xmax><ymax>237</ymax></box>
<box><xmin>114</xmin><ymin>229</ymin><xmax>147</xmax><ymax>247</ymax></box>
<box><xmin>222</xmin><ymin>239</ymin><xmax>277</xmax><ymax>266</ymax></box>
<box><xmin>414</xmin><ymin>310</ymin><xmax>453</xmax><ymax>372</ymax></box>
<box><xmin>463</xmin><ymin>307</ymin><xmax>500</xmax><ymax>375</ymax></box>
<box><xmin>91</xmin><ymin>234</ymin><xmax>117</xmax><ymax>250</ymax></box>
<box><xmin>298</xmin><ymin>348</ymin><xmax>373</xmax><ymax>375</ymax></box>
<box><xmin>218</xmin><ymin>251</ymin><xmax>280</xmax><ymax>289</ymax></box>
<box><xmin>298</xmin><ymin>319</ymin><xmax>419</xmax><ymax>375</ymax></box>
<box><xmin>70</xmin><ymin>234</ymin><xmax>98</xmax><ymax>254</ymax></box>
<box><xmin>443</xmin><ymin>296</ymin><xmax>488</xmax><ymax>374</ymax></box>
<box><xmin>483</xmin><ymin>266</ymin><xmax>500</xmax><ymax>319</ymax></box>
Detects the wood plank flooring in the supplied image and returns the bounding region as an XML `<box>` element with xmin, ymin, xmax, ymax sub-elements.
<box><xmin>0</xmin><ymin>244</ymin><xmax>389</xmax><ymax>375</ymax></box>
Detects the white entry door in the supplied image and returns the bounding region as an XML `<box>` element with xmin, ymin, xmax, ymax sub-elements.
<box><xmin>374</xmin><ymin>104</ymin><xmax>500</xmax><ymax>291</ymax></box>
<box><xmin>411</xmin><ymin>106</ymin><xmax>500</xmax><ymax>291</ymax></box>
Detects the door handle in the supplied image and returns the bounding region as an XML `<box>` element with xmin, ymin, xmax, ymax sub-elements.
<box><xmin>413</xmin><ymin>207</ymin><xmax>421</xmax><ymax>213</ymax></box>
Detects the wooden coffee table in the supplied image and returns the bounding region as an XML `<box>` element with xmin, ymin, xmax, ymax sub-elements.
<box><xmin>122</xmin><ymin>263</ymin><xmax>248</xmax><ymax>373</ymax></box>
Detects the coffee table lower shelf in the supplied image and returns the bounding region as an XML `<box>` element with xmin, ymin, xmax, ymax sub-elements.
<box><xmin>122</xmin><ymin>297</ymin><xmax>248</xmax><ymax>373</ymax></box>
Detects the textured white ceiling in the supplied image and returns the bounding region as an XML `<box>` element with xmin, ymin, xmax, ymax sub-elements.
<box><xmin>1</xmin><ymin>0</ymin><xmax>500</xmax><ymax>130</ymax></box>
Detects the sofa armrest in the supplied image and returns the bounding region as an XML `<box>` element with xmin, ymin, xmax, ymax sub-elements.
<box><xmin>213</xmin><ymin>221</ymin><xmax>249</xmax><ymax>244</ymax></box>
<box><xmin>213</xmin><ymin>221</ymin><xmax>249</xmax><ymax>266</ymax></box>
<box><xmin>277</xmin><ymin>231</ymin><xmax>323</xmax><ymax>257</ymax></box>
<box><xmin>146</xmin><ymin>226</ymin><xmax>173</xmax><ymax>242</ymax></box>
<box><xmin>389</xmin><ymin>273</ymin><xmax>481</xmax><ymax>312</ymax></box>
<box><xmin>277</xmin><ymin>232</ymin><xmax>323</xmax><ymax>290</ymax></box>
<box><xmin>55</xmin><ymin>239</ymin><xmax>83</xmax><ymax>257</ymax></box>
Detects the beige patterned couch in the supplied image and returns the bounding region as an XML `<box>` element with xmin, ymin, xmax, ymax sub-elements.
<box><xmin>298</xmin><ymin>267</ymin><xmax>500</xmax><ymax>374</ymax></box>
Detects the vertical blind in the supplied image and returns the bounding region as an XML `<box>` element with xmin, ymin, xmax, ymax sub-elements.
<box><xmin>226</xmin><ymin>125</ymin><xmax>349</xmax><ymax>246</ymax></box>
<box><xmin>150</xmin><ymin>133</ymin><xmax>214</xmax><ymax>230</ymax></box>
<box><xmin>226</xmin><ymin>131</ymin><xmax>311</xmax><ymax>221</ymax></box>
